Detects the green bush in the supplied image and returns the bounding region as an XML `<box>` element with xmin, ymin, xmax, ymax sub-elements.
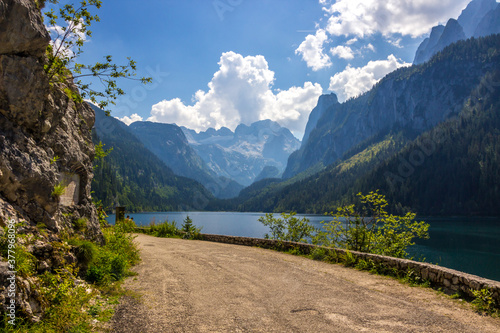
<box><xmin>472</xmin><ymin>289</ymin><xmax>499</xmax><ymax>315</ymax></box>
<box><xmin>258</xmin><ymin>212</ymin><xmax>316</xmax><ymax>244</ymax></box>
<box><xmin>341</xmin><ymin>250</ymin><xmax>357</xmax><ymax>267</ymax></box>
<box><xmin>115</xmin><ymin>218</ymin><xmax>136</xmax><ymax>233</ymax></box>
<box><xmin>310</xmin><ymin>247</ymin><xmax>328</xmax><ymax>261</ymax></box>
<box><xmin>317</xmin><ymin>191</ymin><xmax>429</xmax><ymax>259</ymax></box>
<box><xmin>66</xmin><ymin>239</ymin><xmax>98</xmax><ymax>277</ymax></box>
<box><xmin>148</xmin><ymin>220</ymin><xmax>180</xmax><ymax>238</ymax></box>
<box><xmin>72</xmin><ymin>218</ymin><xmax>87</xmax><ymax>232</ymax></box>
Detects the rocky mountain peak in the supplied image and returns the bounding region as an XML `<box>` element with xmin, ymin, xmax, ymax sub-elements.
<box><xmin>458</xmin><ymin>0</ymin><xmax>498</xmax><ymax>37</ymax></box>
<box><xmin>414</xmin><ymin>0</ymin><xmax>499</xmax><ymax>65</ymax></box>
<box><xmin>302</xmin><ymin>93</ymin><xmax>339</xmax><ymax>144</ymax></box>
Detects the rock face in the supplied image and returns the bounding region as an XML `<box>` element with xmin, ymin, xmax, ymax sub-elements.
<box><xmin>0</xmin><ymin>0</ymin><xmax>99</xmax><ymax>237</ymax></box>
<box><xmin>302</xmin><ymin>93</ymin><xmax>339</xmax><ymax>145</ymax></box>
<box><xmin>0</xmin><ymin>0</ymin><xmax>50</xmax><ymax>56</ymax></box>
<box><xmin>458</xmin><ymin>0</ymin><xmax>498</xmax><ymax>37</ymax></box>
<box><xmin>284</xmin><ymin>36</ymin><xmax>499</xmax><ymax>179</ymax></box>
<box><xmin>413</xmin><ymin>25</ymin><xmax>446</xmax><ymax>65</ymax></box>
<box><xmin>413</xmin><ymin>0</ymin><xmax>499</xmax><ymax>65</ymax></box>
<box><xmin>413</xmin><ymin>19</ymin><xmax>466</xmax><ymax>65</ymax></box>
<box><xmin>0</xmin><ymin>0</ymin><xmax>101</xmax><ymax>321</ymax></box>
<box><xmin>474</xmin><ymin>4</ymin><xmax>500</xmax><ymax>37</ymax></box>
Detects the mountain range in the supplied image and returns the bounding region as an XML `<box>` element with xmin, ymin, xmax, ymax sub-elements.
<box><xmin>182</xmin><ymin>121</ymin><xmax>300</xmax><ymax>187</ymax></box>
<box><xmin>92</xmin><ymin>107</ymin><xmax>301</xmax><ymax>203</ymax></box>
<box><xmin>91</xmin><ymin>0</ymin><xmax>500</xmax><ymax>216</ymax></box>
<box><xmin>209</xmin><ymin>34</ymin><xmax>500</xmax><ymax>216</ymax></box>
<box><xmin>91</xmin><ymin>104</ymin><xmax>214</xmax><ymax>212</ymax></box>
<box><xmin>414</xmin><ymin>0</ymin><xmax>500</xmax><ymax>64</ymax></box>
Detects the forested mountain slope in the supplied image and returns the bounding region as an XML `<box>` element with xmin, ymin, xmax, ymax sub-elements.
<box><xmin>91</xmin><ymin>105</ymin><xmax>213</xmax><ymax>212</ymax></box>
<box><xmin>211</xmin><ymin>35</ymin><xmax>500</xmax><ymax>216</ymax></box>
<box><xmin>284</xmin><ymin>34</ymin><xmax>500</xmax><ymax>179</ymax></box>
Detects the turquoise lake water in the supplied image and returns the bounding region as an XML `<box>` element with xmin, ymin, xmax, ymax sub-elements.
<box><xmin>106</xmin><ymin>212</ymin><xmax>500</xmax><ymax>282</ymax></box>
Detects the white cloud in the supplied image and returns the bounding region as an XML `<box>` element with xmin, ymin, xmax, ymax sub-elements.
<box><xmin>364</xmin><ymin>43</ymin><xmax>376</xmax><ymax>52</ymax></box>
<box><xmin>295</xmin><ymin>29</ymin><xmax>332</xmax><ymax>71</ymax></box>
<box><xmin>330</xmin><ymin>45</ymin><xmax>354</xmax><ymax>60</ymax></box>
<box><xmin>148</xmin><ymin>52</ymin><xmax>323</xmax><ymax>138</ymax></box>
<box><xmin>345</xmin><ymin>38</ymin><xmax>358</xmax><ymax>45</ymax></box>
<box><xmin>328</xmin><ymin>54</ymin><xmax>410</xmax><ymax>102</ymax></box>
<box><xmin>118</xmin><ymin>113</ymin><xmax>143</xmax><ymax>126</ymax></box>
<box><xmin>321</xmin><ymin>0</ymin><xmax>470</xmax><ymax>38</ymax></box>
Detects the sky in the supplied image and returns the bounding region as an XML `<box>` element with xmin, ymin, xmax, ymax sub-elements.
<box><xmin>47</xmin><ymin>0</ymin><xmax>474</xmax><ymax>139</ymax></box>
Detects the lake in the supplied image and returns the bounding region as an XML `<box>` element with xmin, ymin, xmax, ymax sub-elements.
<box><xmin>106</xmin><ymin>212</ymin><xmax>500</xmax><ymax>282</ymax></box>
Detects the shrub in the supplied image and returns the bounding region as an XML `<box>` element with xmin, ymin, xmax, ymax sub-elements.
<box><xmin>342</xmin><ymin>250</ymin><xmax>357</xmax><ymax>267</ymax></box>
<box><xmin>149</xmin><ymin>220</ymin><xmax>180</xmax><ymax>238</ymax></box>
<box><xmin>318</xmin><ymin>191</ymin><xmax>429</xmax><ymax>259</ymax></box>
<box><xmin>310</xmin><ymin>247</ymin><xmax>328</xmax><ymax>261</ymax></box>
<box><xmin>115</xmin><ymin>218</ymin><xmax>136</xmax><ymax>233</ymax></box>
<box><xmin>472</xmin><ymin>289</ymin><xmax>499</xmax><ymax>315</ymax></box>
<box><xmin>258</xmin><ymin>212</ymin><xmax>316</xmax><ymax>244</ymax></box>
<box><xmin>72</xmin><ymin>218</ymin><xmax>87</xmax><ymax>232</ymax></box>
<box><xmin>72</xmin><ymin>240</ymin><xmax>97</xmax><ymax>269</ymax></box>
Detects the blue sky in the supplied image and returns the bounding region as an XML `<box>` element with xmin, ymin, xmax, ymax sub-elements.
<box><xmin>48</xmin><ymin>0</ymin><xmax>474</xmax><ymax>138</ymax></box>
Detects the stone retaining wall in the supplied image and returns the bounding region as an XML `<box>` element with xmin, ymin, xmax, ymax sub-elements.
<box><xmin>199</xmin><ymin>233</ymin><xmax>500</xmax><ymax>304</ymax></box>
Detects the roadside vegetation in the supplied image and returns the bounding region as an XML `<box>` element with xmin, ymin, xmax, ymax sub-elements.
<box><xmin>258</xmin><ymin>191</ymin><xmax>499</xmax><ymax>317</ymax></box>
<box><xmin>0</xmin><ymin>208</ymin><xmax>140</xmax><ymax>332</ymax></box>
<box><xmin>135</xmin><ymin>215</ymin><xmax>203</xmax><ymax>240</ymax></box>
<box><xmin>259</xmin><ymin>191</ymin><xmax>429</xmax><ymax>259</ymax></box>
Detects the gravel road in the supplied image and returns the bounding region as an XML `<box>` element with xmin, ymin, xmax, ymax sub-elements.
<box><xmin>110</xmin><ymin>234</ymin><xmax>500</xmax><ymax>332</ymax></box>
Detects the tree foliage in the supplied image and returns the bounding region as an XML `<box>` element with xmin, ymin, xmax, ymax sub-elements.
<box><xmin>258</xmin><ymin>212</ymin><xmax>316</xmax><ymax>243</ymax></box>
<box><xmin>181</xmin><ymin>216</ymin><xmax>202</xmax><ymax>240</ymax></box>
<box><xmin>316</xmin><ymin>191</ymin><xmax>429</xmax><ymax>258</ymax></box>
<box><xmin>43</xmin><ymin>0</ymin><xmax>151</xmax><ymax>114</ymax></box>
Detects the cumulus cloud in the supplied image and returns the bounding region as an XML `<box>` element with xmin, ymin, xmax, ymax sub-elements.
<box><xmin>364</xmin><ymin>43</ymin><xmax>376</xmax><ymax>52</ymax></box>
<box><xmin>345</xmin><ymin>38</ymin><xmax>358</xmax><ymax>45</ymax></box>
<box><xmin>328</xmin><ymin>54</ymin><xmax>410</xmax><ymax>102</ymax></box>
<box><xmin>330</xmin><ymin>45</ymin><xmax>354</xmax><ymax>60</ymax></box>
<box><xmin>118</xmin><ymin>113</ymin><xmax>144</xmax><ymax>126</ymax></box>
<box><xmin>295</xmin><ymin>29</ymin><xmax>332</xmax><ymax>71</ymax></box>
<box><xmin>321</xmin><ymin>0</ymin><xmax>470</xmax><ymax>38</ymax></box>
<box><xmin>148</xmin><ymin>52</ymin><xmax>323</xmax><ymax>137</ymax></box>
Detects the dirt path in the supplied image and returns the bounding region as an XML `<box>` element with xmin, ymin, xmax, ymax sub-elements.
<box><xmin>110</xmin><ymin>234</ymin><xmax>500</xmax><ymax>332</ymax></box>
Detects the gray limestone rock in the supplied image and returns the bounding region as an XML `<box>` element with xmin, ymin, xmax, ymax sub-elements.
<box><xmin>0</xmin><ymin>0</ymin><xmax>50</xmax><ymax>57</ymax></box>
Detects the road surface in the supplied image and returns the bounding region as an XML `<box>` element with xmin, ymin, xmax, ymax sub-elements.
<box><xmin>110</xmin><ymin>234</ymin><xmax>500</xmax><ymax>332</ymax></box>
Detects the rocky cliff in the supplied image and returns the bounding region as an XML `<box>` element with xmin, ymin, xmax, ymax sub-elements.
<box><xmin>0</xmin><ymin>0</ymin><xmax>101</xmax><ymax>321</ymax></box>
<box><xmin>414</xmin><ymin>0</ymin><xmax>499</xmax><ymax>65</ymax></box>
<box><xmin>284</xmin><ymin>35</ymin><xmax>500</xmax><ymax>179</ymax></box>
